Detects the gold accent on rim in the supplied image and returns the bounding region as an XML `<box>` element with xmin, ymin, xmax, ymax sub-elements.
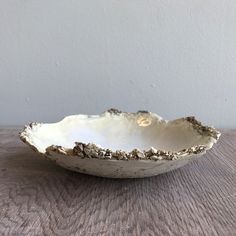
<box><xmin>19</xmin><ymin>109</ymin><xmax>221</xmax><ymax>161</ymax></box>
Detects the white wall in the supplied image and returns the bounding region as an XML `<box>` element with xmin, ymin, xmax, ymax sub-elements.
<box><xmin>0</xmin><ymin>0</ymin><xmax>235</xmax><ymax>127</ymax></box>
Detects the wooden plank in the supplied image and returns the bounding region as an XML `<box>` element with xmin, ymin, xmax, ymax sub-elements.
<box><xmin>0</xmin><ymin>128</ymin><xmax>236</xmax><ymax>236</ymax></box>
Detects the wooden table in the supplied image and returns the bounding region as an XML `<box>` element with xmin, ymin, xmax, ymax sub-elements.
<box><xmin>0</xmin><ymin>128</ymin><xmax>235</xmax><ymax>236</ymax></box>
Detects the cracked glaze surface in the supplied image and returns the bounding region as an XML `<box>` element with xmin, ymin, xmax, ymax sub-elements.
<box><xmin>19</xmin><ymin>109</ymin><xmax>220</xmax><ymax>178</ymax></box>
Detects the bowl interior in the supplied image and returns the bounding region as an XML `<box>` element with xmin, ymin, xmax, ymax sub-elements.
<box><xmin>31</xmin><ymin>113</ymin><xmax>211</xmax><ymax>152</ymax></box>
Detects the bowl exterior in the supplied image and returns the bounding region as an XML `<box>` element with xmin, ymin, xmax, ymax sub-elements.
<box><xmin>46</xmin><ymin>152</ymin><xmax>204</xmax><ymax>178</ymax></box>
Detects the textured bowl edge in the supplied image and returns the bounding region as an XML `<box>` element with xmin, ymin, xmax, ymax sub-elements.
<box><xmin>19</xmin><ymin>108</ymin><xmax>221</xmax><ymax>161</ymax></box>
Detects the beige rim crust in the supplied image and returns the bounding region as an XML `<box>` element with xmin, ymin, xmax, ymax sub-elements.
<box><xmin>19</xmin><ymin>109</ymin><xmax>221</xmax><ymax>161</ymax></box>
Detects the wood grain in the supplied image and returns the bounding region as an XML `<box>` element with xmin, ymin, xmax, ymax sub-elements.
<box><xmin>0</xmin><ymin>128</ymin><xmax>236</xmax><ymax>236</ymax></box>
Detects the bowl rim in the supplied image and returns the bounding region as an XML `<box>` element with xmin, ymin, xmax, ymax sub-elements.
<box><xmin>19</xmin><ymin>108</ymin><xmax>221</xmax><ymax>161</ymax></box>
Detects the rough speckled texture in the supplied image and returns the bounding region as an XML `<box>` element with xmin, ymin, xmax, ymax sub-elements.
<box><xmin>20</xmin><ymin>109</ymin><xmax>220</xmax><ymax>160</ymax></box>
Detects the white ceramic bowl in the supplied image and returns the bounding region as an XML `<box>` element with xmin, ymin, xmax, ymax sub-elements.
<box><xmin>20</xmin><ymin>109</ymin><xmax>220</xmax><ymax>178</ymax></box>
